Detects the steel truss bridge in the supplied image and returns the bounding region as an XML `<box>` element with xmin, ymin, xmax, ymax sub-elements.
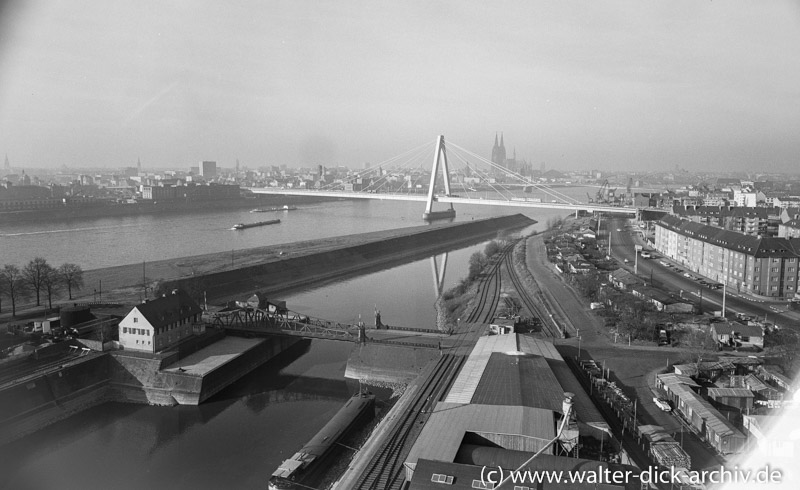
<box><xmin>247</xmin><ymin>135</ymin><xmax>638</xmax><ymax>219</ymax></box>
<box><xmin>205</xmin><ymin>305</ymin><xmax>438</xmax><ymax>345</ymax></box>
<box><xmin>206</xmin><ymin>306</ymin><xmax>362</xmax><ymax>340</ymax></box>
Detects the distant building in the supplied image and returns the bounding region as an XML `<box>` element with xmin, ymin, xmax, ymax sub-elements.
<box><xmin>199</xmin><ymin>160</ymin><xmax>217</xmax><ymax>178</ymax></box>
<box><xmin>654</xmin><ymin>215</ymin><xmax>800</xmax><ymax>298</ymax></box>
<box><xmin>118</xmin><ymin>290</ymin><xmax>203</xmax><ymax>353</ymax></box>
<box><xmin>778</xmin><ymin>218</ymin><xmax>800</xmax><ymax>239</ymax></box>
<box><xmin>490</xmin><ymin>133</ymin><xmax>506</xmax><ymax>167</ymax></box>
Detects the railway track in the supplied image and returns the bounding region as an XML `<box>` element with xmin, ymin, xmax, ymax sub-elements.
<box><xmin>351</xmin><ymin>242</ymin><xmax>518</xmax><ymax>490</ymax></box>
<box><xmin>463</xmin><ymin>243</ymin><xmax>515</xmax><ymax>324</ymax></box>
<box><xmin>503</xmin><ymin>245</ymin><xmax>561</xmax><ymax>338</ymax></box>
<box><xmin>0</xmin><ymin>350</ymin><xmax>87</xmax><ymax>389</ymax></box>
<box><xmin>352</xmin><ymin>353</ymin><xmax>464</xmax><ymax>490</ymax></box>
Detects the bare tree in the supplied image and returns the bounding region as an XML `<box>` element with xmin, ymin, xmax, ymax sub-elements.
<box><xmin>23</xmin><ymin>257</ymin><xmax>50</xmax><ymax>306</ymax></box>
<box><xmin>58</xmin><ymin>263</ymin><xmax>84</xmax><ymax>300</ymax></box>
<box><xmin>41</xmin><ymin>265</ymin><xmax>62</xmax><ymax>311</ymax></box>
<box><xmin>0</xmin><ymin>265</ymin><xmax>25</xmax><ymax>317</ymax></box>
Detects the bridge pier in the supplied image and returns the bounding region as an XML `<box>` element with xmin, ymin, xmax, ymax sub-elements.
<box><xmin>422</xmin><ymin>206</ymin><xmax>456</xmax><ymax>221</ymax></box>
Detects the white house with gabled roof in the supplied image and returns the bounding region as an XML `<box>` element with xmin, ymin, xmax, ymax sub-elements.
<box><xmin>118</xmin><ymin>290</ymin><xmax>203</xmax><ymax>352</ymax></box>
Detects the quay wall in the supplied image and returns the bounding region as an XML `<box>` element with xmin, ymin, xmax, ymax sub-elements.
<box><xmin>345</xmin><ymin>344</ymin><xmax>441</xmax><ymax>384</ymax></box>
<box><xmin>108</xmin><ymin>334</ymin><xmax>299</xmax><ymax>405</ymax></box>
<box><xmin>163</xmin><ymin>214</ymin><xmax>534</xmax><ymax>299</ymax></box>
<box><xmin>1</xmin><ymin>334</ymin><xmax>300</xmax><ymax>444</ymax></box>
<box><xmin>0</xmin><ymin>354</ymin><xmax>111</xmax><ymax>445</ymax></box>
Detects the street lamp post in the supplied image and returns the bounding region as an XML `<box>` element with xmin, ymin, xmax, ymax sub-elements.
<box><xmin>722</xmin><ymin>283</ymin><xmax>727</xmax><ymax>317</ymax></box>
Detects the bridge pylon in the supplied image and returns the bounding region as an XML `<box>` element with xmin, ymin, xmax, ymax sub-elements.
<box><xmin>423</xmin><ymin>135</ymin><xmax>456</xmax><ymax>221</ymax></box>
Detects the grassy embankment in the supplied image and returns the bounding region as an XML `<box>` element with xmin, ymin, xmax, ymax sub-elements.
<box><xmin>435</xmin><ymin>231</ymin><xmax>523</xmax><ymax>332</ymax></box>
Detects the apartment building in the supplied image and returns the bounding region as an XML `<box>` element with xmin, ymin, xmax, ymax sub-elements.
<box><xmin>655</xmin><ymin>216</ymin><xmax>800</xmax><ymax>298</ymax></box>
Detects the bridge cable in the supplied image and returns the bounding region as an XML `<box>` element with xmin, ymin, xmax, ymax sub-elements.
<box><xmin>448</xmin><ymin>141</ymin><xmax>583</xmax><ymax>204</ymax></box>
<box><xmin>447</xmin><ymin>147</ymin><xmax>517</xmax><ymax>201</ymax></box>
<box><xmin>317</xmin><ymin>139</ymin><xmax>436</xmax><ymax>191</ymax></box>
<box><xmin>360</xmin><ymin>144</ymin><xmax>432</xmax><ymax>193</ymax></box>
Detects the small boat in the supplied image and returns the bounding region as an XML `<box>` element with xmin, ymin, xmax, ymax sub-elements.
<box><xmin>232</xmin><ymin>219</ymin><xmax>280</xmax><ymax>230</ymax></box>
<box><xmin>250</xmin><ymin>205</ymin><xmax>298</xmax><ymax>213</ymax></box>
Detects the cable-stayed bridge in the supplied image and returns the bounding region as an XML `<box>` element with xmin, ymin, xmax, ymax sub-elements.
<box><xmin>247</xmin><ymin>135</ymin><xmax>639</xmax><ymax>220</ymax></box>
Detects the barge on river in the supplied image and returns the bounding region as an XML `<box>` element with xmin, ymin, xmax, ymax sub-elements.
<box><xmin>250</xmin><ymin>205</ymin><xmax>298</xmax><ymax>213</ymax></box>
<box><xmin>268</xmin><ymin>392</ymin><xmax>376</xmax><ymax>490</ymax></box>
<box><xmin>231</xmin><ymin>219</ymin><xmax>280</xmax><ymax>230</ymax></box>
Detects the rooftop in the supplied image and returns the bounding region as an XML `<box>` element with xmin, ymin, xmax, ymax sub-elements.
<box><xmin>658</xmin><ymin>215</ymin><xmax>800</xmax><ymax>258</ymax></box>
<box><xmin>133</xmin><ymin>289</ymin><xmax>203</xmax><ymax>329</ymax></box>
<box><xmin>706</xmin><ymin>387</ymin><xmax>755</xmax><ymax>399</ymax></box>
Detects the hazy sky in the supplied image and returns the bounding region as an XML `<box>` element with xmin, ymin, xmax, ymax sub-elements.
<box><xmin>1</xmin><ymin>1</ymin><xmax>799</xmax><ymax>172</ymax></box>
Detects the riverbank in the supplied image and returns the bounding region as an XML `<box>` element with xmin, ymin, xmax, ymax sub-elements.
<box><xmin>0</xmin><ymin>194</ymin><xmax>335</xmax><ymax>225</ymax></box>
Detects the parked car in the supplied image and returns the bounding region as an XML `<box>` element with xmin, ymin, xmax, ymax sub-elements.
<box><xmin>683</xmin><ymin>272</ymin><xmax>692</xmax><ymax>278</ymax></box>
<box><xmin>653</xmin><ymin>397</ymin><xmax>672</xmax><ymax>411</ymax></box>
<box><xmin>640</xmin><ymin>252</ymin><xmax>651</xmax><ymax>259</ymax></box>
<box><xmin>659</xmin><ymin>260</ymin><xmax>668</xmax><ymax>266</ymax></box>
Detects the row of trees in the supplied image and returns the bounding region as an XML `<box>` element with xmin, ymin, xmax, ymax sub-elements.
<box><xmin>0</xmin><ymin>258</ymin><xmax>84</xmax><ymax>317</ymax></box>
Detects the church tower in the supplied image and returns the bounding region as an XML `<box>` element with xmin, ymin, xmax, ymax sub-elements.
<box><xmin>492</xmin><ymin>133</ymin><xmax>506</xmax><ymax>166</ymax></box>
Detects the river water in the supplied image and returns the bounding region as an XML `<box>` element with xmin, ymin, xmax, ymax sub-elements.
<box><xmin>0</xmin><ymin>193</ymin><xmax>586</xmax><ymax>490</ymax></box>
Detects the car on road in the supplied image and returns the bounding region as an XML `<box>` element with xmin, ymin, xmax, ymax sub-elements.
<box><xmin>616</xmin><ymin>228</ymin><xmax>622</xmax><ymax>232</ymax></box>
<box><xmin>623</xmin><ymin>258</ymin><xmax>629</xmax><ymax>263</ymax></box>
<box><xmin>658</xmin><ymin>260</ymin><xmax>668</xmax><ymax>266</ymax></box>
<box><xmin>653</xmin><ymin>398</ymin><xmax>672</xmax><ymax>411</ymax></box>
<box><xmin>640</xmin><ymin>252</ymin><xmax>651</xmax><ymax>259</ymax></box>
<box><xmin>708</xmin><ymin>283</ymin><xmax>722</xmax><ymax>289</ymax></box>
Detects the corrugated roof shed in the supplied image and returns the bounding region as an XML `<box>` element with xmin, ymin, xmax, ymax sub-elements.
<box><xmin>743</xmin><ymin>374</ymin><xmax>772</xmax><ymax>392</ymax></box>
<box><xmin>444</xmin><ymin>334</ymin><xmax>517</xmax><ymax>404</ymax></box>
<box><xmin>470</xmin><ymin>352</ymin><xmax>564</xmax><ymax>412</ymax></box>
<box><xmin>668</xmin><ymin>383</ymin><xmax>744</xmax><ymax>438</ymax></box>
<box><xmin>706</xmin><ymin>388</ymin><xmax>755</xmax><ymax>399</ymax></box>
<box><xmin>718</xmin><ymin>356</ymin><xmax>762</xmax><ymax>366</ymax></box>
<box><xmin>404</xmin><ymin>403</ymin><xmax>555</xmax><ymax>468</ymax></box>
<box><xmin>658</xmin><ymin>373</ymin><xmax>701</xmax><ymax>388</ymax></box>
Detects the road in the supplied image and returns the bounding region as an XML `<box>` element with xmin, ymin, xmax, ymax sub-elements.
<box><xmin>605</xmin><ymin>218</ymin><xmax>800</xmax><ymax>330</ymax></box>
<box><xmin>524</xmin><ymin>225</ymin><xmax>724</xmax><ymax>471</ymax></box>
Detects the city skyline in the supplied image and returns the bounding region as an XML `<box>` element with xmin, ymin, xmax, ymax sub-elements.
<box><xmin>1</xmin><ymin>1</ymin><xmax>799</xmax><ymax>172</ymax></box>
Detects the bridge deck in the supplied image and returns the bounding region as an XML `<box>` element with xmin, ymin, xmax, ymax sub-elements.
<box><xmin>246</xmin><ymin>188</ymin><xmax>638</xmax><ymax>214</ymax></box>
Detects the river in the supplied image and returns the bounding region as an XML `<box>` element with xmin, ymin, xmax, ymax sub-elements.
<box><xmin>0</xmin><ymin>192</ymin><xmax>588</xmax><ymax>490</ymax></box>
